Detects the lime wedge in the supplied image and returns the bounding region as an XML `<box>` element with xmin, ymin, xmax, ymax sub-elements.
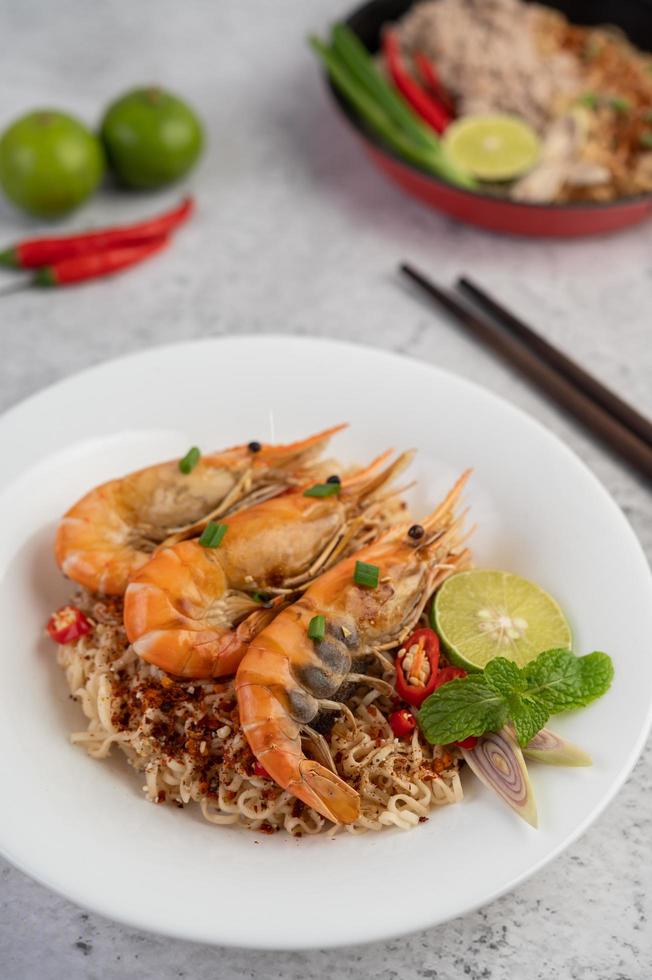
<box><xmin>432</xmin><ymin>570</ymin><xmax>571</xmax><ymax>671</ymax></box>
<box><xmin>442</xmin><ymin>114</ymin><xmax>540</xmax><ymax>182</ymax></box>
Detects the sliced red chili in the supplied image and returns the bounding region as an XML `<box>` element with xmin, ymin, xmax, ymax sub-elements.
<box><xmin>432</xmin><ymin>665</ymin><xmax>467</xmax><ymax>690</ymax></box>
<box><xmin>46</xmin><ymin>605</ymin><xmax>91</xmax><ymax>644</ymax></box>
<box><xmin>455</xmin><ymin>736</ymin><xmax>478</xmax><ymax>750</ymax></box>
<box><xmin>252</xmin><ymin>761</ymin><xmax>270</xmax><ymax>779</ymax></box>
<box><xmin>395</xmin><ymin>627</ymin><xmax>440</xmax><ymax>707</ymax></box>
<box><xmin>389</xmin><ymin>709</ymin><xmax>416</xmax><ymax>738</ymax></box>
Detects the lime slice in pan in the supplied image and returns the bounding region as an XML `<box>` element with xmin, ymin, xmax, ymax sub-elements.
<box><xmin>442</xmin><ymin>114</ymin><xmax>540</xmax><ymax>181</ymax></box>
<box><xmin>432</xmin><ymin>569</ymin><xmax>571</xmax><ymax>671</ymax></box>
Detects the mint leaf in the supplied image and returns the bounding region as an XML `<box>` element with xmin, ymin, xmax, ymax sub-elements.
<box><xmin>483</xmin><ymin>659</ymin><xmax>549</xmax><ymax>745</ymax></box>
<box><xmin>484</xmin><ymin>658</ymin><xmax>524</xmax><ymax>697</ymax></box>
<box><xmin>417</xmin><ymin>647</ymin><xmax>614</xmax><ymax>748</ymax></box>
<box><xmin>484</xmin><ymin>658</ymin><xmax>550</xmax><ymax>745</ymax></box>
<box><xmin>576</xmin><ymin>651</ymin><xmax>615</xmax><ymax>701</ymax></box>
<box><xmin>418</xmin><ymin>676</ymin><xmax>509</xmax><ymax>745</ymax></box>
<box><xmin>510</xmin><ymin>697</ymin><xmax>549</xmax><ymax>747</ymax></box>
<box><xmin>523</xmin><ymin>650</ymin><xmax>614</xmax><ymax>712</ymax></box>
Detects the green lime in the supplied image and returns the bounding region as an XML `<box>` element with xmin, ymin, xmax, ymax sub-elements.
<box><xmin>432</xmin><ymin>569</ymin><xmax>571</xmax><ymax>671</ymax></box>
<box><xmin>100</xmin><ymin>87</ymin><xmax>204</xmax><ymax>189</ymax></box>
<box><xmin>0</xmin><ymin>110</ymin><xmax>104</xmax><ymax>218</ymax></box>
<box><xmin>442</xmin><ymin>114</ymin><xmax>540</xmax><ymax>182</ymax></box>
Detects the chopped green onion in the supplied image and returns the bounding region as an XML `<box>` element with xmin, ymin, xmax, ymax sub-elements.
<box><xmin>639</xmin><ymin>132</ymin><xmax>652</xmax><ymax>149</ymax></box>
<box><xmin>330</xmin><ymin>23</ymin><xmax>438</xmax><ymax>151</ymax></box>
<box><xmin>610</xmin><ymin>96</ymin><xmax>631</xmax><ymax>114</ymax></box>
<box><xmin>179</xmin><ymin>446</ymin><xmax>201</xmax><ymax>474</ymax></box>
<box><xmin>308</xmin><ymin>615</ymin><xmax>326</xmax><ymax>641</ymax></box>
<box><xmin>199</xmin><ymin>522</ymin><xmax>228</xmax><ymax>548</ymax></box>
<box><xmin>354</xmin><ymin>560</ymin><xmax>379</xmax><ymax>589</ymax></box>
<box><xmin>577</xmin><ymin>91</ymin><xmax>599</xmax><ymax>110</ymax></box>
<box><xmin>303</xmin><ymin>482</ymin><xmax>341</xmax><ymax>498</ymax></box>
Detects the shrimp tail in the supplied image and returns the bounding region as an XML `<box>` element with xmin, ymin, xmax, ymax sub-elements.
<box><xmin>131</xmin><ymin>601</ymin><xmax>280</xmax><ymax>678</ymax></box>
<box><xmin>125</xmin><ymin>540</ymin><xmax>286</xmax><ymax>677</ymax></box>
<box><xmin>290</xmin><ymin>761</ymin><xmax>361</xmax><ymax>824</ymax></box>
<box><xmin>198</xmin><ymin>602</ymin><xmax>283</xmax><ymax>677</ymax></box>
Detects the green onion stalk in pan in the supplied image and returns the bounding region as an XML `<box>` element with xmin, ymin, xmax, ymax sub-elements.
<box><xmin>309</xmin><ymin>35</ymin><xmax>476</xmax><ymax>190</ymax></box>
<box><xmin>330</xmin><ymin>23</ymin><xmax>439</xmax><ymax>151</ymax></box>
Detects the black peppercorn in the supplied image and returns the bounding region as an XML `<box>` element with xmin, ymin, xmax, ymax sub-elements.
<box><xmin>326</xmin><ymin>474</ymin><xmax>341</xmax><ymax>485</ymax></box>
<box><xmin>408</xmin><ymin>524</ymin><xmax>425</xmax><ymax>540</ymax></box>
<box><xmin>248</xmin><ymin>440</ymin><xmax>262</xmax><ymax>453</ymax></box>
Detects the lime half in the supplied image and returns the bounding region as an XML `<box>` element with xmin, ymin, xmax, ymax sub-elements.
<box><xmin>442</xmin><ymin>114</ymin><xmax>540</xmax><ymax>182</ymax></box>
<box><xmin>433</xmin><ymin>570</ymin><xmax>571</xmax><ymax>671</ymax></box>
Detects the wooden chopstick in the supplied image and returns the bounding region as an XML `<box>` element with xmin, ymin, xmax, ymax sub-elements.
<box><xmin>399</xmin><ymin>263</ymin><xmax>652</xmax><ymax>483</ymax></box>
<box><xmin>456</xmin><ymin>275</ymin><xmax>652</xmax><ymax>450</ymax></box>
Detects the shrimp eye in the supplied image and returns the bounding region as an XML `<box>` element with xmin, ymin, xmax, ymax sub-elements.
<box><xmin>326</xmin><ymin>474</ymin><xmax>341</xmax><ymax>485</ymax></box>
<box><xmin>408</xmin><ymin>524</ymin><xmax>425</xmax><ymax>540</ymax></box>
<box><xmin>248</xmin><ymin>440</ymin><xmax>262</xmax><ymax>453</ymax></box>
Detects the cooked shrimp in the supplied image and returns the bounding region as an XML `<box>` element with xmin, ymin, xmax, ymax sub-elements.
<box><xmin>236</xmin><ymin>473</ymin><xmax>472</xmax><ymax>825</ymax></box>
<box><xmin>55</xmin><ymin>425</ymin><xmax>345</xmax><ymax>596</ymax></box>
<box><xmin>123</xmin><ymin>452</ymin><xmax>412</xmax><ymax>677</ymax></box>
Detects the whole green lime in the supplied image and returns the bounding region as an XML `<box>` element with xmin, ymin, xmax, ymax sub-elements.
<box><xmin>0</xmin><ymin>110</ymin><xmax>105</xmax><ymax>218</ymax></box>
<box><xmin>100</xmin><ymin>87</ymin><xmax>204</xmax><ymax>189</ymax></box>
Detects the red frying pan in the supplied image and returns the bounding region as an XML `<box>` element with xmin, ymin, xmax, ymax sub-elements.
<box><xmin>324</xmin><ymin>0</ymin><xmax>652</xmax><ymax>236</ymax></box>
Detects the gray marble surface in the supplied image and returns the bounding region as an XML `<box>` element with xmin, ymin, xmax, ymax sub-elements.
<box><xmin>1</xmin><ymin>1</ymin><xmax>651</xmax><ymax>977</ymax></box>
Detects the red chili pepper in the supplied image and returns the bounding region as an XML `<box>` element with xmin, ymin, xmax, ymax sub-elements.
<box><xmin>47</xmin><ymin>605</ymin><xmax>91</xmax><ymax>644</ymax></box>
<box><xmin>0</xmin><ymin>197</ymin><xmax>193</xmax><ymax>270</ymax></box>
<box><xmin>432</xmin><ymin>665</ymin><xmax>467</xmax><ymax>690</ymax></box>
<box><xmin>413</xmin><ymin>52</ymin><xmax>455</xmax><ymax>116</ymax></box>
<box><xmin>389</xmin><ymin>709</ymin><xmax>416</xmax><ymax>738</ymax></box>
<box><xmin>252</xmin><ymin>761</ymin><xmax>270</xmax><ymax>779</ymax></box>
<box><xmin>383</xmin><ymin>31</ymin><xmax>451</xmax><ymax>134</ymax></box>
<box><xmin>395</xmin><ymin>627</ymin><xmax>441</xmax><ymax>707</ymax></box>
<box><xmin>33</xmin><ymin>236</ymin><xmax>169</xmax><ymax>287</ymax></box>
<box><xmin>455</xmin><ymin>736</ymin><xmax>478</xmax><ymax>750</ymax></box>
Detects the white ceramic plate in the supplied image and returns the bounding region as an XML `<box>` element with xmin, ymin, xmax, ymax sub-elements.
<box><xmin>0</xmin><ymin>336</ymin><xmax>650</xmax><ymax>950</ymax></box>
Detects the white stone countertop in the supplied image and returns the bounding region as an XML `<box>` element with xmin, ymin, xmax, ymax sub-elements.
<box><xmin>0</xmin><ymin>1</ymin><xmax>651</xmax><ymax>977</ymax></box>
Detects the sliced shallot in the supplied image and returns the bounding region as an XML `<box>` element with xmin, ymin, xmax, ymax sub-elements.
<box><xmin>461</xmin><ymin>726</ymin><xmax>538</xmax><ymax>828</ymax></box>
<box><xmin>523</xmin><ymin>727</ymin><xmax>592</xmax><ymax>767</ymax></box>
